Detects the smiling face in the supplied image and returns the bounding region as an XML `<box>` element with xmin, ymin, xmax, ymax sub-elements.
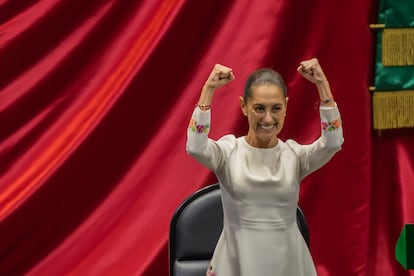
<box><xmin>240</xmin><ymin>84</ymin><xmax>287</xmax><ymax>148</ymax></box>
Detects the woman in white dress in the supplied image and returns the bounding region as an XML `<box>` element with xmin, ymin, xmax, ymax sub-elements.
<box><xmin>186</xmin><ymin>58</ymin><xmax>344</xmax><ymax>276</ymax></box>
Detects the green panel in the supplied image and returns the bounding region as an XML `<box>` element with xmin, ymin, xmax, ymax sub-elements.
<box><xmin>374</xmin><ymin>0</ymin><xmax>414</xmax><ymax>91</ymax></box>
<box><xmin>378</xmin><ymin>0</ymin><xmax>414</xmax><ymax>27</ymax></box>
<box><xmin>395</xmin><ymin>224</ymin><xmax>414</xmax><ymax>270</ymax></box>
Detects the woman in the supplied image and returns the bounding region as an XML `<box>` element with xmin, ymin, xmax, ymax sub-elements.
<box><xmin>186</xmin><ymin>58</ymin><xmax>344</xmax><ymax>276</ymax></box>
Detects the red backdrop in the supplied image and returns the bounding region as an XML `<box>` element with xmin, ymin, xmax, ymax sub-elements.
<box><xmin>1</xmin><ymin>0</ymin><xmax>414</xmax><ymax>275</ymax></box>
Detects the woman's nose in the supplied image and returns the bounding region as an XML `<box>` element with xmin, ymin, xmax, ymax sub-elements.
<box><xmin>263</xmin><ymin>111</ymin><xmax>274</xmax><ymax>123</ymax></box>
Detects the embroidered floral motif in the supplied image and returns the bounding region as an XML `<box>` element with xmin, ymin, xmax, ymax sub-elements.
<box><xmin>321</xmin><ymin>118</ymin><xmax>341</xmax><ymax>131</ymax></box>
<box><xmin>206</xmin><ymin>263</ymin><xmax>216</xmax><ymax>276</ymax></box>
<box><xmin>189</xmin><ymin>118</ymin><xmax>210</xmax><ymax>134</ymax></box>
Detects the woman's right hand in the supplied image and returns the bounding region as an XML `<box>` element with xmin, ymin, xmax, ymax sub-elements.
<box><xmin>204</xmin><ymin>64</ymin><xmax>235</xmax><ymax>90</ymax></box>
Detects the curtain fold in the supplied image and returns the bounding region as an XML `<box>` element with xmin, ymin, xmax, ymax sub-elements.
<box><xmin>1</xmin><ymin>0</ymin><xmax>413</xmax><ymax>275</ymax></box>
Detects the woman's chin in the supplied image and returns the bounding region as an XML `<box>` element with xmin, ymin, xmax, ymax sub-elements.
<box><xmin>257</xmin><ymin>132</ymin><xmax>278</xmax><ymax>141</ymax></box>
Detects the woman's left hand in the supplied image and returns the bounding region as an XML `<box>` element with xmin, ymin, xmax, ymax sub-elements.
<box><xmin>297</xmin><ymin>58</ymin><xmax>327</xmax><ymax>84</ymax></box>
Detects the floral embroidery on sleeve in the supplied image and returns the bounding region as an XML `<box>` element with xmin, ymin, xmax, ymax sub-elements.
<box><xmin>321</xmin><ymin>118</ymin><xmax>341</xmax><ymax>131</ymax></box>
<box><xmin>189</xmin><ymin>117</ymin><xmax>210</xmax><ymax>134</ymax></box>
<box><xmin>206</xmin><ymin>263</ymin><xmax>216</xmax><ymax>276</ymax></box>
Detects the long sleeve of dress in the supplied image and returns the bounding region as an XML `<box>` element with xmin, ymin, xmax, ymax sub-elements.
<box><xmin>286</xmin><ymin>103</ymin><xmax>344</xmax><ymax>180</ymax></box>
<box><xmin>186</xmin><ymin>107</ymin><xmax>227</xmax><ymax>172</ymax></box>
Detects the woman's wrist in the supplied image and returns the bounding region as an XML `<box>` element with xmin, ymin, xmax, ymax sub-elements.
<box><xmin>315</xmin><ymin>79</ymin><xmax>334</xmax><ymax>106</ymax></box>
<box><xmin>320</xmin><ymin>98</ymin><xmax>335</xmax><ymax>107</ymax></box>
<box><xmin>196</xmin><ymin>104</ymin><xmax>211</xmax><ymax>111</ymax></box>
<box><xmin>197</xmin><ymin>85</ymin><xmax>215</xmax><ymax>108</ymax></box>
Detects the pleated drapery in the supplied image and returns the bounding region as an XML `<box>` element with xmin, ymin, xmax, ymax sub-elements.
<box><xmin>1</xmin><ymin>1</ymin><xmax>414</xmax><ymax>275</ymax></box>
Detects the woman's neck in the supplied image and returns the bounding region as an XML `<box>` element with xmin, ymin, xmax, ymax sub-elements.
<box><xmin>244</xmin><ymin>135</ymin><xmax>278</xmax><ymax>148</ymax></box>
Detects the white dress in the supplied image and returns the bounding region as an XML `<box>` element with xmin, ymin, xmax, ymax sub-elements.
<box><xmin>186</xmin><ymin>105</ymin><xmax>344</xmax><ymax>276</ymax></box>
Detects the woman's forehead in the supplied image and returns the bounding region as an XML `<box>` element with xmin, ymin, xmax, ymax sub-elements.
<box><xmin>249</xmin><ymin>85</ymin><xmax>285</xmax><ymax>100</ymax></box>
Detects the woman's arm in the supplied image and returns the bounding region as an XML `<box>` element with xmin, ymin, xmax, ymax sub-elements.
<box><xmin>292</xmin><ymin>58</ymin><xmax>344</xmax><ymax>178</ymax></box>
<box><xmin>186</xmin><ymin>64</ymin><xmax>235</xmax><ymax>170</ymax></box>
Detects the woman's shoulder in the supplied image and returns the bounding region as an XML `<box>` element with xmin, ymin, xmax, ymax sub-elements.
<box><xmin>284</xmin><ymin>137</ymin><xmax>324</xmax><ymax>156</ymax></box>
<box><xmin>216</xmin><ymin>134</ymin><xmax>238</xmax><ymax>146</ymax></box>
<box><xmin>215</xmin><ymin>134</ymin><xmax>251</xmax><ymax>152</ymax></box>
<box><xmin>284</xmin><ymin>138</ymin><xmax>308</xmax><ymax>153</ymax></box>
<box><xmin>285</xmin><ymin>138</ymin><xmax>301</xmax><ymax>147</ymax></box>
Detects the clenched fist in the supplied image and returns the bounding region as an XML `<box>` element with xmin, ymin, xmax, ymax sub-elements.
<box><xmin>297</xmin><ymin>58</ymin><xmax>327</xmax><ymax>84</ymax></box>
<box><xmin>204</xmin><ymin>64</ymin><xmax>235</xmax><ymax>90</ymax></box>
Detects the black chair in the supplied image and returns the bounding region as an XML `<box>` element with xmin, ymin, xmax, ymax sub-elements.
<box><xmin>168</xmin><ymin>183</ymin><xmax>310</xmax><ymax>276</ymax></box>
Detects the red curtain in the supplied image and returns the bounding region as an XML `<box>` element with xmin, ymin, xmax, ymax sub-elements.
<box><xmin>1</xmin><ymin>0</ymin><xmax>413</xmax><ymax>275</ymax></box>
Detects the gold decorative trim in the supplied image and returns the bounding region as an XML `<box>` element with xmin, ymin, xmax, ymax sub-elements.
<box><xmin>369</xmin><ymin>24</ymin><xmax>385</xmax><ymax>30</ymax></box>
<box><xmin>372</xmin><ymin>90</ymin><xmax>414</xmax><ymax>130</ymax></box>
<box><xmin>382</xmin><ymin>28</ymin><xmax>414</xmax><ymax>66</ymax></box>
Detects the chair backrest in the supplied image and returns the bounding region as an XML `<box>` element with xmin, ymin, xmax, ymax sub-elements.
<box><xmin>296</xmin><ymin>204</ymin><xmax>310</xmax><ymax>249</ymax></box>
<box><xmin>169</xmin><ymin>183</ymin><xmax>310</xmax><ymax>276</ymax></box>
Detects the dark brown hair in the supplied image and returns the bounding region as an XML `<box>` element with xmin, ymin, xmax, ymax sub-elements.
<box><xmin>243</xmin><ymin>68</ymin><xmax>287</xmax><ymax>101</ymax></box>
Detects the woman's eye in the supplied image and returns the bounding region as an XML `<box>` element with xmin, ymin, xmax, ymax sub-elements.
<box><xmin>272</xmin><ymin>106</ymin><xmax>281</xmax><ymax>112</ymax></box>
<box><xmin>254</xmin><ymin>107</ymin><xmax>264</xmax><ymax>112</ymax></box>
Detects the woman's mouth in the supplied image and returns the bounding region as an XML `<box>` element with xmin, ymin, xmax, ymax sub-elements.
<box><xmin>259</xmin><ymin>124</ymin><xmax>275</xmax><ymax>130</ymax></box>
